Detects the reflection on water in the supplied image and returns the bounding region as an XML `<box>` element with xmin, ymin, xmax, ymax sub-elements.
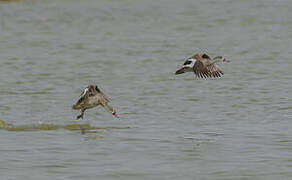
<box><xmin>0</xmin><ymin>119</ymin><xmax>131</xmax><ymax>133</ymax></box>
<box><xmin>0</xmin><ymin>0</ymin><xmax>292</xmax><ymax>179</ymax></box>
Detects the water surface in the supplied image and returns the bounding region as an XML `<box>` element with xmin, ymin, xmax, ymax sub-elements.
<box><xmin>0</xmin><ymin>0</ymin><xmax>292</xmax><ymax>179</ymax></box>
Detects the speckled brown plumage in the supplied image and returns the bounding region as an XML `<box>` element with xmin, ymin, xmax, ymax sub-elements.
<box><xmin>72</xmin><ymin>85</ymin><xmax>118</xmax><ymax>120</ymax></box>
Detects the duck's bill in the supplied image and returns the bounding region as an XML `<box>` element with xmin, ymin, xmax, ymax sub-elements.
<box><xmin>175</xmin><ymin>68</ymin><xmax>185</xmax><ymax>75</ymax></box>
<box><xmin>113</xmin><ymin>112</ymin><xmax>119</xmax><ymax>118</ymax></box>
<box><xmin>223</xmin><ymin>58</ymin><xmax>230</xmax><ymax>62</ymax></box>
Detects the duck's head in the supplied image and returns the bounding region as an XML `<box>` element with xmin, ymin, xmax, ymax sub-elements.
<box><xmin>214</xmin><ymin>56</ymin><xmax>230</xmax><ymax>62</ymax></box>
<box><xmin>175</xmin><ymin>58</ymin><xmax>197</xmax><ymax>75</ymax></box>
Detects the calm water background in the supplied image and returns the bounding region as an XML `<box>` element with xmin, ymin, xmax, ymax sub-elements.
<box><xmin>0</xmin><ymin>0</ymin><xmax>292</xmax><ymax>179</ymax></box>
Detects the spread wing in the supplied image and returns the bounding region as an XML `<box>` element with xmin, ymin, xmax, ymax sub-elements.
<box><xmin>75</xmin><ymin>87</ymin><xmax>96</xmax><ymax>107</ymax></box>
<box><xmin>98</xmin><ymin>92</ymin><xmax>115</xmax><ymax>114</ymax></box>
<box><xmin>98</xmin><ymin>88</ymin><xmax>111</xmax><ymax>103</ymax></box>
<box><xmin>206</xmin><ymin>64</ymin><xmax>224</xmax><ymax>78</ymax></box>
<box><xmin>74</xmin><ymin>94</ymin><xmax>88</xmax><ymax>108</ymax></box>
<box><xmin>75</xmin><ymin>88</ymin><xmax>91</xmax><ymax>106</ymax></box>
<box><xmin>193</xmin><ymin>54</ymin><xmax>224</xmax><ymax>78</ymax></box>
<box><xmin>98</xmin><ymin>92</ymin><xmax>110</xmax><ymax>104</ymax></box>
<box><xmin>193</xmin><ymin>60</ymin><xmax>211</xmax><ymax>78</ymax></box>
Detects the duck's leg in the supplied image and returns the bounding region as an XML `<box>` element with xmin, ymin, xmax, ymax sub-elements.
<box><xmin>77</xmin><ymin>109</ymin><xmax>86</xmax><ymax>120</ymax></box>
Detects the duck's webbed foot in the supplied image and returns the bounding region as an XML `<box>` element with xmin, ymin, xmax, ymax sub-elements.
<box><xmin>76</xmin><ymin>109</ymin><xmax>85</xmax><ymax>120</ymax></box>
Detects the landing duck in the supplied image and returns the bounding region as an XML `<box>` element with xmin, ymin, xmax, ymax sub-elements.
<box><xmin>72</xmin><ymin>85</ymin><xmax>118</xmax><ymax>120</ymax></box>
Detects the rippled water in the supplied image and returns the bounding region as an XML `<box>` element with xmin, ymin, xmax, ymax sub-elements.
<box><xmin>0</xmin><ymin>0</ymin><xmax>292</xmax><ymax>179</ymax></box>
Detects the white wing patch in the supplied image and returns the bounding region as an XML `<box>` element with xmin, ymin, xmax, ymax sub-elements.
<box><xmin>182</xmin><ymin>58</ymin><xmax>197</xmax><ymax>68</ymax></box>
<box><xmin>80</xmin><ymin>88</ymin><xmax>88</xmax><ymax>97</ymax></box>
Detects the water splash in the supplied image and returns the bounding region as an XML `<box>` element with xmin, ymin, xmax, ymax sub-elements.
<box><xmin>0</xmin><ymin>119</ymin><xmax>130</xmax><ymax>132</ymax></box>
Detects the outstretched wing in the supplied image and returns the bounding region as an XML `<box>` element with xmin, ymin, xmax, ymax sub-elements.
<box><xmin>97</xmin><ymin>92</ymin><xmax>115</xmax><ymax>115</ymax></box>
<box><xmin>98</xmin><ymin>88</ymin><xmax>111</xmax><ymax>102</ymax></box>
<box><xmin>193</xmin><ymin>54</ymin><xmax>224</xmax><ymax>78</ymax></box>
<box><xmin>75</xmin><ymin>88</ymin><xmax>90</xmax><ymax>107</ymax></box>
<box><xmin>98</xmin><ymin>92</ymin><xmax>110</xmax><ymax>104</ymax></box>
<box><xmin>206</xmin><ymin>64</ymin><xmax>224</xmax><ymax>78</ymax></box>
<box><xmin>193</xmin><ymin>60</ymin><xmax>211</xmax><ymax>78</ymax></box>
<box><xmin>74</xmin><ymin>87</ymin><xmax>95</xmax><ymax>108</ymax></box>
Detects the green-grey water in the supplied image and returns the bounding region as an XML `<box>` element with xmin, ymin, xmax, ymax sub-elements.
<box><xmin>1</xmin><ymin>0</ymin><xmax>292</xmax><ymax>179</ymax></box>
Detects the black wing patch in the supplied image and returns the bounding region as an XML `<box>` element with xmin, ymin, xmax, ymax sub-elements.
<box><xmin>202</xmin><ymin>54</ymin><xmax>211</xmax><ymax>59</ymax></box>
<box><xmin>183</xmin><ymin>61</ymin><xmax>192</xmax><ymax>65</ymax></box>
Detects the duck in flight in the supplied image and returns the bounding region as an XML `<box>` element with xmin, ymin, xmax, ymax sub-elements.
<box><xmin>72</xmin><ymin>85</ymin><xmax>118</xmax><ymax>120</ymax></box>
<box><xmin>175</xmin><ymin>53</ymin><xmax>229</xmax><ymax>78</ymax></box>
